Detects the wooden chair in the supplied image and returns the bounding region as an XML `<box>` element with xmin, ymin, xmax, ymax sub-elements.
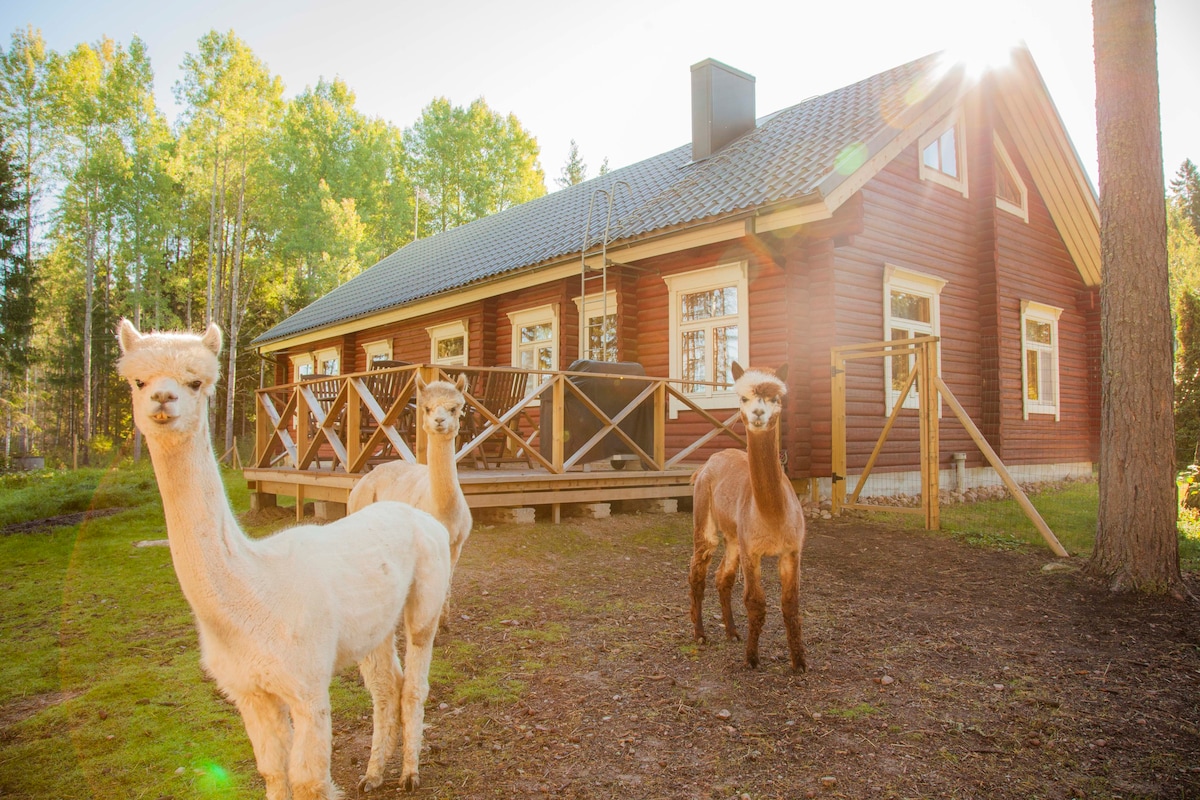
<box><xmin>461</xmin><ymin>370</ymin><xmax>533</xmax><ymax>469</ymax></box>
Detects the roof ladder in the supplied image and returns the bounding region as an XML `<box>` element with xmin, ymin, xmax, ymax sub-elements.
<box><xmin>579</xmin><ymin>181</ymin><xmax>633</xmax><ymax>361</ymax></box>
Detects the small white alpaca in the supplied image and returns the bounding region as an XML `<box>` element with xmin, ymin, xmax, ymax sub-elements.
<box><xmin>348</xmin><ymin>374</ymin><xmax>472</xmax><ymax>628</ymax></box>
<box><xmin>117</xmin><ymin>320</ymin><xmax>451</xmax><ymax>798</ymax></box>
<box><xmin>688</xmin><ymin>362</ymin><xmax>808</xmax><ymax>672</ymax></box>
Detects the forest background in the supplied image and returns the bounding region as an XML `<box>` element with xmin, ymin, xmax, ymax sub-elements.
<box><xmin>0</xmin><ymin>25</ymin><xmax>1198</xmax><ymax>470</ymax></box>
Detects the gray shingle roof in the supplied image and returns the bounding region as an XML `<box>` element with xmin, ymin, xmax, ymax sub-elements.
<box><xmin>253</xmin><ymin>52</ymin><xmax>946</xmax><ymax>347</ymax></box>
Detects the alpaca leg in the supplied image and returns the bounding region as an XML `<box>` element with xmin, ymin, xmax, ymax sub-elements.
<box><xmin>358</xmin><ymin>635</ymin><xmax>404</xmax><ymax>792</ymax></box>
<box><xmin>779</xmin><ymin>550</ymin><xmax>808</xmax><ymax>673</ymax></box>
<box><xmin>287</xmin><ymin>693</ymin><xmax>339</xmax><ymax>800</ymax></box>
<box><xmin>714</xmin><ymin>541</ymin><xmax>742</xmax><ymax>642</ymax></box>
<box><xmin>688</xmin><ymin>510</ymin><xmax>718</xmax><ymax>643</ymax></box>
<box><xmin>399</xmin><ymin>604</ymin><xmax>442</xmax><ymax>791</ymax></box>
<box><xmin>438</xmin><ymin>539</ymin><xmax>467</xmax><ymax>632</ymax></box>
<box><xmin>234</xmin><ymin>691</ymin><xmax>292</xmax><ymax>800</ymax></box>
<box><xmin>742</xmin><ymin>555</ymin><xmax>767</xmax><ymax>669</ymax></box>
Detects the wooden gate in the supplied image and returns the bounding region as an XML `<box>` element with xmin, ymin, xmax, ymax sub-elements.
<box><xmin>830</xmin><ymin>336</ymin><xmax>1068</xmax><ymax>556</ymax></box>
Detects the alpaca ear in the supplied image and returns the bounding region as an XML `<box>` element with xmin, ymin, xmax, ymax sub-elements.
<box><xmin>775</xmin><ymin>364</ymin><xmax>789</xmax><ymax>382</ymax></box>
<box><xmin>416</xmin><ymin>373</ymin><xmax>428</xmax><ymax>392</ymax></box>
<box><xmin>201</xmin><ymin>323</ymin><xmax>223</xmax><ymax>355</ymax></box>
<box><xmin>455</xmin><ymin>373</ymin><xmax>468</xmax><ymax>392</ymax></box>
<box><xmin>117</xmin><ymin>319</ymin><xmax>143</xmax><ymax>354</ymax></box>
<box><xmin>731</xmin><ymin>362</ymin><xmax>744</xmax><ymax>381</ymax></box>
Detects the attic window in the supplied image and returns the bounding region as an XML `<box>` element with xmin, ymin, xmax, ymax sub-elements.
<box><xmin>993</xmin><ymin>134</ymin><xmax>1028</xmax><ymax>222</ymax></box>
<box><xmin>918</xmin><ymin>114</ymin><xmax>968</xmax><ymax>197</ymax></box>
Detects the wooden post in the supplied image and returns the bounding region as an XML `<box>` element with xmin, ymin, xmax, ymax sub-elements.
<box><xmin>346</xmin><ymin>377</ymin><xmax>361</xmax><ymax>470</ymax></box>
<box><xmin>255</xmin><ymin>392</ymin><xmax>268</xmax><ymax>470</ymax></box>
<box><xmin>653</xmin><ymin>381</ymin><xmax>667</xmax><ymax>470</ymax></box>
<box><xmin>830</xmin><ymin>350</ymin><xmax>847</xmax><ymax>514</ymax></box>
<box><xmin>551</xmin><ymin>374</ymin><xmax>565</xmax><ymax>473</ymax></box>
<box><xmin>920</xmin><ymin>340</ymin><xmax>940</xmax><ymax>530</ymax></box>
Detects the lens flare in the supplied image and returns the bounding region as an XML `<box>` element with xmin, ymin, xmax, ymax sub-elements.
<box><xmin>195</xmin><ymin>760</ymin><xmax>232</xmax><ymax>792</ymax></box>
<box><xmin>834</xmin><ymin>142</ymin><xmax>869</xmax><ymax>176</ymax></box>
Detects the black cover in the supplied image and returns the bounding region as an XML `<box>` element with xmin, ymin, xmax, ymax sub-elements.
<box><xmin>540</xmin><ymin>360</ymin><xmax>653</xmax><ymax>464</ymax></box>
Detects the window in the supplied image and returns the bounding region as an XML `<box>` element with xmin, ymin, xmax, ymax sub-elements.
<box><xmin>426</xmin><ymin>320</ymin><xmax>468</xmax><ymax>366</ymax></box>
<box><xmin>993</xmin><ymin>134</ymin><xmax>1028</xmax><ymax>222</ymax></box>
<box><xmin>316</xmin><ymin>347</ymin><xmax>339</xmax><ymax>376</ymax></box>
<box><xmin>664</xmin><ymin>263</ymin><xmax>749</xmax><ymax>412</ymax></box>
<box><xmin>573</xmin><ymin>290</ymin><xmax>617</xmax><ymax>362</ymax></box>
<box><xmin>883</xmin><ymin>265</ymin><xmax>946</xmax><ymax>411</ymax></box>
<box><xmin>292</xmin><ymin>353</ymin><xmax>315</xmax><ymax>381</ymax></box>
<box><xmin>918</xmin><ymin>113</ymin><xmax>968</xmax><ymax>197</ymax></box>
<box><xmin>362</xmin><ymin>339</ymin><xmax>393</xmax><ymax>366</ymax></box>
<box><xmin>508</xmin><ymin>305</ymin><xmax>558</xmax><ymax>376</ymax></box>
<box><xmin>1021</xmin><ymin>301</ymin><xmax>1062</xmax><ymax>420</ymax></box>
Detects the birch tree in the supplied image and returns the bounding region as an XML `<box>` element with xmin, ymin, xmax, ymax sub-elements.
<box><xmin>174</xmin><ymin>30</ymin><xmax>283</xmax><ymax>453</ymax></box>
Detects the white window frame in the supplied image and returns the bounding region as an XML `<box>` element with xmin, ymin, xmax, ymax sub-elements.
<box><xmin>362</xmin><ymin>339</ymin><xmax>393</xmax><ymax>366</ymax></box>
<box><xmin>883</xmin><ymin>264</ymin><xmax>946</xmax><ymax>413</ymax></box>
<box><xmin>573</xmin><ymin>290</ymin><xmax>618</xmax><ymax>362</ymax></box>
<box><xmin>508</xmin><ymin>304</ymin><xmax>558</xmax><ymax>382</ymax></box>
<box><xmin>426</xmin><ymin>320</ymin><xmax>469</xmax><ymax>366</ymax></box>
<box><xmin>918</xmin><ymin>112</ymin><xmax>969</xmax><ymax>197</ymax></box>
<box><xmin>291</xmin><ymin>353</ymin><xmax>315</xmax><ymax>382</ymax></box>
<box><xmin>315</xmin><ymin>346</ymin><xmax>340</xmax><ymax>376</ymax></box>
<box><xmin>993</xmin><ymin>133</ymin><xmax>1028</xmax><ymax>222</ymax></box>
<box><xmin>1021</xmin><ymin>300</ymin><xmax>1062</xmax><ymax>421</ymax></box>
<box><xmin>664</xmin><ymin>262</ymin><xmax>749</xmax><ymax>416</ymax></box>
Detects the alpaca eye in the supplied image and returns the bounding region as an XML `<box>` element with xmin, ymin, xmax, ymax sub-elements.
<box><xmin>188</xmin><ymin>380</ymin><xmax>202</xmax><ymax>391</ymax></box>
<box><xmin>135</xmin><ymin>380</ymin><xmax>145</xmax><ymax>389</ymax></box>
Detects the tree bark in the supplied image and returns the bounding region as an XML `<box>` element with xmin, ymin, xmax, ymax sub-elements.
<box><xmin>1089</xmin><ymin>0</ymin><xmax>1185</xmax><ymax>597</ymax></box>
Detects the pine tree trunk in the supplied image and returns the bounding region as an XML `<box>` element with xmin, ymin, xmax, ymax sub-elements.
<box><xmin>1089</xmin><ymin>0</ymin><xmax>1185</xmax><ymax>597</ymax></box>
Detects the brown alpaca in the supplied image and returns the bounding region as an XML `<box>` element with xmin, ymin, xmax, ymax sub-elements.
<box><xmin>688</xmin><ymin>362</ymin><xmax>807</xmax><ymax>672</ymax></box>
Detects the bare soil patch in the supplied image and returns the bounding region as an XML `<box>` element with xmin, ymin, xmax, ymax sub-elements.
<box><xmin>0</xmin><ymin>507</ymin><xmax>125</xmax><ymax>535</ymax></box>
<box><xmin>321</xmin><ymin>512</ymin><xmax>1199</xmax><ymax>799</ymax></box>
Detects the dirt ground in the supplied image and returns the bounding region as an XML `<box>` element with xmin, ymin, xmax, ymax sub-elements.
<box><xmin>323</xmin><ymin>510</ymin><xmax>1200</xmax><ymax>800</ymax></box>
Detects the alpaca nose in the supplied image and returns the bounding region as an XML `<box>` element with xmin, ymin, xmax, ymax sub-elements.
<box><xmin>151</xmin><ymin>389</ymin><xmax>177</xmax><ymax>404</ymax></box>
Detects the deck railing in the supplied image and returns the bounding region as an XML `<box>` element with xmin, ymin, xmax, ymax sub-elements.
<box><xmin>254</xmin><ymin>363</ymin><xmax>748</xmax><ymax>476</ymax></box>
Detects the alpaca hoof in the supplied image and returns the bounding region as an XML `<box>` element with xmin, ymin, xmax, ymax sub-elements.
<box><xmin>402</xmin><ymin>772</ymin><xmax>421</xmax><ymax>792</ymax></box>
<box><xmin>745</xmin><ymin>652</ymin><xmax>760</xmax><ymax>669</ymax></box>
<box><xmin>725</xmin><ymin>629</ymin><xmax>741</xmax><ymax>642</ymax></box>
<box><xmin>358</xmin><ymin>773</ymin><xmax>383</xmax><ymax>793</ymax></box>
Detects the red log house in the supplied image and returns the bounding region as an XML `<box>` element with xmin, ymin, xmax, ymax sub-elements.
<box><xmin>247</xmin><ymin>46</ymin><xmax>1099</xmax><ymax>518</ymax></box>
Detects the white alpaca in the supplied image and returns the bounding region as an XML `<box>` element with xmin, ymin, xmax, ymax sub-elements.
<box><xmin>348</xmin><ymin>374</ymin><xmax>473</xmax><ymax>628</ymax></box>
<box><xmin>688</xmin><ymin>362</ymin><xmax>808</xmax><ymax>672</ymax></box>
<box><xmin>117</xmin><ymin>320</ymin><xmax>450</xmax><ymax>798</ymax></box>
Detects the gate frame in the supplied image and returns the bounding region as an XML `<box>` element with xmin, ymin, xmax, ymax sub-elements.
<box><xmin>831</xmin><ymin>336</ymin><xmax>1068</xmax><ymax>557</ymax></box>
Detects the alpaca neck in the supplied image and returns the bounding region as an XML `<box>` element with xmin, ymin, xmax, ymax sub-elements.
<box><xmin>746</xmin><ymin>426</ymin><xmax>791</xmax><ymax>520</ymax></box>
<box><xmin>425</xmin><ymin>432</ymin><xmax>464</xmax><ymax>515</ymax></box>
<box><xmin>144</xmin><ymin>416</ymin><xmax>250</xmax><ymax>608</ymax></box>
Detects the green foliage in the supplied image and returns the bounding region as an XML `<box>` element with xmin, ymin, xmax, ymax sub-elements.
<box><xmin>0</xmin><ymin>26</ymin><xmax>553</xmax><ymax>463</ymax></box>
<box><xmin>1175</xmin><ymin>290</ymin><xmax>1200</xmax><ymax>465</ymax></box>
<box><xmin>555</xmin><ymin>138</ymin><xmax>587</xmax><ymax>188</ymax></box>
<box><xmin>404</xmin><ymin>96</ymin><xmax>545</xmax><ymax>234</ymax></box>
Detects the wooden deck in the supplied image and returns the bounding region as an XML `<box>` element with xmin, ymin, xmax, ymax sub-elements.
<box><xmin>248</xmin><ymin>363</ymin><xmax>743</xmax><ymax>519</ymax></box>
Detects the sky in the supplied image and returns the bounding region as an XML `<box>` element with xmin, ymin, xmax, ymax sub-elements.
<box><xmin>2</xmin><ymin>0</ymin><xmax>1197</xmax><ymax>194</ymax></box>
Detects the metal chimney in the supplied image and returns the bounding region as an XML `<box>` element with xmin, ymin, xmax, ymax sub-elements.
<box><xmin>691</xmin><ymin>58</ymin><xmax>756</xmax><ymax>161</ymax></box>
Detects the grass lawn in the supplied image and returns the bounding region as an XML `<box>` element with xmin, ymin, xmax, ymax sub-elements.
<box><xmin>0</xmin><ymin>460</ymin><xmax>293</xmax><ymax>799</ymax></box>
<box><xmin>0</xmin><ymin>462</ymin><xmax>1194</xmax><ymax>798</ymax></box>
